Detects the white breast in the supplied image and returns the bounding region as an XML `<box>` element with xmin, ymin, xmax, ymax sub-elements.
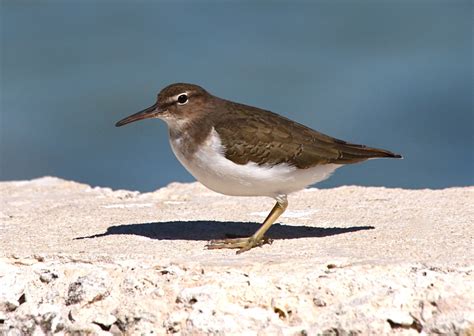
<box><xmin>170</xmin><ymin>128</ymin><xmax>341</xmax><ymax>198</ymax></box>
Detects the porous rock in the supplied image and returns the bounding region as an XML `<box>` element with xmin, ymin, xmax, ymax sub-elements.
<box><xmin>0</xmin><ymin>177</ymin><xmax>472</xmax><ymax>334</ymax></box>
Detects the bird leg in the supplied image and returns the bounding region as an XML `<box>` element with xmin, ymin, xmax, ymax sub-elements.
<box><xmin>206</xmin><ymin>195</ymin><xmax>288</xmax><ymax>254</ymax></box>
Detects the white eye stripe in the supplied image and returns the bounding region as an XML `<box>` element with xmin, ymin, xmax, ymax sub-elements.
<box><xmin>168</xmin><ymin>92</ymin><xmax>189</xmax><ymax>105</ymax></box>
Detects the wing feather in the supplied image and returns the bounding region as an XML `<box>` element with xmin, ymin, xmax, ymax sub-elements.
<box><xmin>213</xmin><ymin>102</ymin><xmax>401</xmax><ymax>168</ymax></box>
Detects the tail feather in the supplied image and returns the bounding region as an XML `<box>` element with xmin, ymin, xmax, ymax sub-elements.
<box><xmin>332</xmin><ymin>141</ymin><xmax>402</xmax><ymax>164</ymax></box>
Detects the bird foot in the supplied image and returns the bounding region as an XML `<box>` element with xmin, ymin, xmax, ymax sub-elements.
<box><xmin>205</xmin><ymin>236</ymin><xmax>273</xmax><ymax>254</ymax></box>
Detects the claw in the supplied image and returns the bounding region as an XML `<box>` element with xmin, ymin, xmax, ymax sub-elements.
<box><xmin>205</xmin><ymin>196</ymin><xmax>286</xmax><ymax>254</ymax></box>
<box><xmin>205</xmin><ymin>236</ymin><xmax>273</xmax><ymax>253</ymax></box>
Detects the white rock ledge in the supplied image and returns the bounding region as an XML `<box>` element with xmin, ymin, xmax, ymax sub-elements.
<box><xmin>0</xmin><ymin>177</ymin><xmax>473</xmax><ymax>335</ymax></box>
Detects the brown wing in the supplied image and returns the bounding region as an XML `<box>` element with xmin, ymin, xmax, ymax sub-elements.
<box><xmin>214</xmin><ymin>102</ymin><xmax>401</xmax><ymax>168</ymax></box>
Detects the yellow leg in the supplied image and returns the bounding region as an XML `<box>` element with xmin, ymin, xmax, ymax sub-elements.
<box><xmin>206</xmin><ymin>195</ymin><xmax>288</xmax><ymax>254</ymax></box>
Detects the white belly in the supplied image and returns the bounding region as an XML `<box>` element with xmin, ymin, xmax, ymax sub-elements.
<box><xmin>170</xmin><ymin>128</ymin><xmax>341</xmax><ymax>198</ymax></box>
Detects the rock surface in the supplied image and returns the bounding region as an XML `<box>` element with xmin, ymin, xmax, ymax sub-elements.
<box><xmin>0</xmin><ymin>177</ymin><xmax>473</xmax><ymax>335</ymax></box>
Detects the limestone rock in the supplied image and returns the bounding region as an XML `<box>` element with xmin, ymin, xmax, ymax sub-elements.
<box><xmin>0</xmin><ymin>178</ymin><xmax>472</xmax><ymax>334</ymax></box>
<box><xmin>66</xmin><ymin>272</ymin><xmax>111</xmax><ymax>306</ymax></box>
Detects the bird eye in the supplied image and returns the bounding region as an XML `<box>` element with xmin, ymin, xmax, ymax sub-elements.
<box><xmin>177</xmin><ymin>94</ymin><xmax>188</xmax><ymax>105</ymax></box>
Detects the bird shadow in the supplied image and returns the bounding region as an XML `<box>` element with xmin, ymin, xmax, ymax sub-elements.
<box><xmin>74</xmin><ymin>221</ymin><xmax>374</xmax><ymax>241</ymax></box>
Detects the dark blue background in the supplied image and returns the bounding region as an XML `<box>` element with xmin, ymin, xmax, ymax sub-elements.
<box><xmin>1</xmin><ymin>1</ymin><xmax>473</xmax><ymax>191</ymax></box>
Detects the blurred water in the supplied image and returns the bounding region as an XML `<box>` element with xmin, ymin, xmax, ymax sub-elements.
<box><xmin>1</xmin><ymin>1</ymin><xmax>473</xmax><ymax>192</ymax></box>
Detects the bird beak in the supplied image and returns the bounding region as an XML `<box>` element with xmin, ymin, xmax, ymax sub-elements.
<box><xmin>115</xmin><ymin>103</ymin><xmax>162</xmax><ymax>127</ymax></box>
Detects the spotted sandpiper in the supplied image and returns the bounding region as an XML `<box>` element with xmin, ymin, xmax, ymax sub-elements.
<box><xmin>116</xmin><ymin>83</ymin><xmax>401</xmax><ymax>253</ymax></box>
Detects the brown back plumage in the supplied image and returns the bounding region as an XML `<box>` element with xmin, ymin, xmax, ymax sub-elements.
<box><xmin>212</xmin><ymin>99</ymin><xmax>401</xmax><ymax>168</ymax></box>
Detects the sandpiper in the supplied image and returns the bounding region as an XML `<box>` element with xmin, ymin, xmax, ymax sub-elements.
<box><xmin>116</xmin><ymin>83</ymin><xmax>401</xmax><ymax>253</ymax></box>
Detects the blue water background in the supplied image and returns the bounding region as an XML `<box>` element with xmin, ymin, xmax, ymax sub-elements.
<box><xmin>1</xmin><ymin>1</ymin><xmax>473</xmax><ymax>191</ymax></box>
